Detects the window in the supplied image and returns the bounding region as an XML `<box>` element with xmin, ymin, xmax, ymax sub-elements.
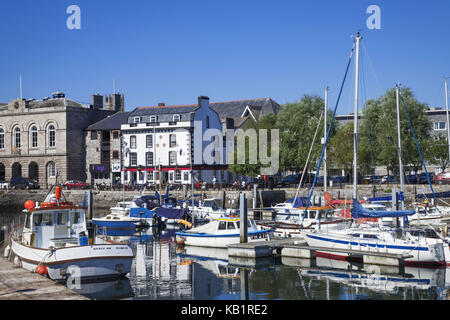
<box><xmin>206</xmin><ymin>116</ymin><xmax>210</xmax><ymax>129</ymax></box>
<box><xmin>91</xmin><ymin>131</ymin><xmax>98</xmax><ymax>140</ymax></box>
<box><xmin>434</xmin><ymin>122</ymin><xmax>446</xmax><ymax>130</ymax></box>
<box><xmin>183</xmin><ymin>171</ymin><xmax>189</xmax><ymax>181</ymax></box>
<box><xmin>175</xmin><ymin>170</ymin><xmax>181</xmax><ymax>181</ymax></box>
<box><xmin>134</xmin><ymin>117</ymin><xmax>141</xmax><ymax>123</ymax></box>
<box><xmin>48</xmin><ymin>125</ymin><xmax>56</xmax><ymax>147</ymax></box>
<box><xmin>146</xmin><ymin>152</ymin><xmax>153</xmax><ymax>166</ymax></box>
<box><xmin>30</xmin><ymin>126</ymin><xmax>38</xmax><ymax>148</ymax></box>
<box><xmin>0</xmin><ymin>128</ymin><xmax>4</xmax><ymax>149</ymax></box>
<box><xmin>169</xmin><ymin>151</ymin><xmax>177</xmax><ymax>165</ymax></box>
<box><xmin>227</xmin><ymin>222</ymin><xmax>236</xmax><ymax>230</ymax></box>
<box><xmin>129</xmin><ymin>153</ymin><xmax>137</xmax><ymax>166</ymax></box>
<box><xmin>150</xmin><ymin>116</ymin><xmax>158</xmax><ymax>123</ymax></box>
<box><xmin>56</xmin><ymin>212</ymin><xmax>68</xmax><ymax>225</ymax></box>
<box><xmin>112</xmin><ymin>151</ymin><xmax>119</xmax><ymax>159</ymax></box>
<box><xmin>130</xmin><ymin>136</ymin><xmax>136</xmax><ymax>149</ymax></box>
<box><xmin>173</xmin><ymin>114</ymin><xmax>181</xmax><ymax>122</ymax></box>
<box><xmin>48</xmin><ymin>162</ymin><xmax>56</xmax><ymax>178</ymax></box>
<box><xmin>71</xmin><ymin>211</ymin><xmax>80</xmax><ymax>224</ymax></box>
<box><xmin>218</xmin><ymin>221</ymin><xmax>226</xmax><ymax>230</ymax></box>
<box><xmin>113</xmin><ymin>131</ymin><xmax>119</xmax><ymax>139</ymax></box>
<box><xmin>169</xmin><ymin>134</ymin><xmax>176</xmax><ymax>147</ymax></box>
<box><xmin>14</xmin><ymin>127</ymin><xmax>21</xmax><ymax>148</ymax></box>
<box><xmin>146</xmin><ymin>135</ymin><xmax>153</xmax><ymax>148</ymax></box>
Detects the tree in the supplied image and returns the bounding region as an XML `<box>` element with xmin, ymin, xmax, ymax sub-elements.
<box><xmin>427</xmin><ymin>134</ymin><xmax>450</xmax><ymax>172</ymax></box>
<box><xmin>359</xmin><ymin>87</ymin><xmax>431</xmax><ymax>177</ymax></box>
<box><xmin>276</xmin><ymin>95</ymin><xmax>336</xmax><ymax>173</ymax></box>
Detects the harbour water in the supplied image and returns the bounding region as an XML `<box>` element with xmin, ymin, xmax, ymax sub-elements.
<box><xmin>2</xmin><ymin>210</ymin><xmax>450</xmax><ymax>300</ymax></box>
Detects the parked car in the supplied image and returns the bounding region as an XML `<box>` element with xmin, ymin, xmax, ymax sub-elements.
<box><xmin>435</xmin><ymin>172</ymin><xmax>450</xmax><ymax>185</ymax></box>
<box><xmin>62</xmin><ymin>180</ymin><xmax>91</xmax><ymax>190</ymax></box>
<box><xmin>0</xmin><ymin>180</ymin><xmax>9</xmax><ymax>190</ymax></box>
<box><xmin>362</xmin><ymin>175</ymin><xmax>383</xmax><ymax>184</ymax></box>
<box><xmin>417</xmin><ymin>172</ymin><xmax>435</xmax><ymax>184</ymax></box>
<box><xmin>380</xmin><ymin>175</ymin><xmax>395</xmax><ymax>184</ymax></box>
<box><xmin>10</xmin><ymin>177</ymin><xmax>40</xmax><ymax>190</ymax></box>
<box><xmin>330</xmin><ymin>176</ymin><xmax>347</xmax><ymax>184</ymax></box>
<box><xmin>405</xmin><ymin>174</ymin><xmax>418</xmax><ymax>184</ymax></box>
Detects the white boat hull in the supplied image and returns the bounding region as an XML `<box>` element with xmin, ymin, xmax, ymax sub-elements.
<box><xmin>177</xmin><ymin>230</ymin><xmax>272</xmax><ymax>248</ymax></box>
<box><xmin>303</xmin><ymin>232</ymin><xmax>445</xmax><ymax>267</ymax></box>
<box><xmin>11</xmin><ymin>238</ymin><xmax>134</xmax><ymax>281</ymax></box>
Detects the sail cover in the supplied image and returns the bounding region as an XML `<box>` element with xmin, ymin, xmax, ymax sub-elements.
<box><xmin>129</xmin><ymin>207</ymin><xmax>186</xmax><ymax>220</ymax></box>
<box><xmin>352</xmin><ymin>199</ymin><xmax>415</xmax><ymax>218</ymax></box>
<box><xmin>286</xmin><ymin>197</ymin><xmax>308</xmax><ymax>207</ymax></box>
<box><xmin>367</xmin><ymin>192</ymin><xmax>404</xmax><ymax>203</ymax></box>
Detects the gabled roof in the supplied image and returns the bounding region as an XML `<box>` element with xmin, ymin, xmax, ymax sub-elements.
<box><xmin>86</xmin><ymin>111</ymin><xmax>130</xmax><ymax>131</ymax></box>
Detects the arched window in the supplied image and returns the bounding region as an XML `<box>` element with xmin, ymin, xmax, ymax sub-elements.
<box><xmin>47</xmin><ymin>162</ymin><xmax>56</xmax><ymax>178</ymax></box>
<box><xmin>48</xmin><ymin>125</ymin><xmax>56</xmax><ymax>147</ymax></box>
<box><xmin>30</xmin><ymin>126</ymin><xmax>38</xmax><ymax>148</ymax></box>
<box><xmin>14</xmin><ymin>127</ymin><xmax>21</xmax><ymax>148</ymax></box>
<box><xmin>0</xmin><ymin>128</ymin><xmax>4</xmax><ymax>149</ymax></box>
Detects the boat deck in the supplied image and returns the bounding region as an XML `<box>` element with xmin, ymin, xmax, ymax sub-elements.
<box><xmin>0</xmin><ymin>258</ymin><xmax>89</xmax><ymax>300</ymax></box>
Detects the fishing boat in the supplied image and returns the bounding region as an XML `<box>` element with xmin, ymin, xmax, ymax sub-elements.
<box><xmin>7</xmin><ymin>187</ymin><xmax>134</xmax><ymax>281</ymax></box>
<box><xmin>175</xmin><ymin>217</ymin><xmax>273</xmax><ymax>248</ymax></box>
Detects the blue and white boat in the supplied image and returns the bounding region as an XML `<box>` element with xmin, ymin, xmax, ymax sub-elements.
<box><xmin>175</xmin><ymin>217</ymin><xmax>273</xmax><ymax>248</ymax></box>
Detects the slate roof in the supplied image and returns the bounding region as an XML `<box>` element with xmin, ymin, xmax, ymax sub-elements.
<box><xmin>127</xmin><ymin>98</ymin><xmax>280</xmax><ymax>127</ymax></box>
<box><xmin>86</xmin><ymin>111</ymin><xmax>131</xmax><ymax>131</ymax></box>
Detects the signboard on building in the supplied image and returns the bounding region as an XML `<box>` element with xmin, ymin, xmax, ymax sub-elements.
<box><xmin>90</xmin><ymin>164</ymin><xmax>110</xmax><ymax>173</ymax></box>
<box><xmin>112</xmin><ymin>162</ymin><xmax>121</xmax><ymax>173</ymax></box>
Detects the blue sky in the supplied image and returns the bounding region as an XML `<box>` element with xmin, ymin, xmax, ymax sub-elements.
<box><xmin>0</xmin><ymin>0</ymin><xmax>449</xmax><ymax>114</ymax></box>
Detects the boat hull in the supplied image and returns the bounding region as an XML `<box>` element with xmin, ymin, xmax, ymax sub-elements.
<box><xmin>10</xmin><ymin>238</ymin><xmax>134</xmax><ymax>281</ymax></box>
<box><xmin>303</xmin><ymin>232</ymin><xmax>445</xmax><ymax>267</ymax></box>
<box><xmin>92</xmin><ymin>218</ymin><xmax>144</xmax><ymax>229</ymax></box>
<box><xmin>176</xmin><ymin>230</ymin><xmax>272</xmax><ymax>248</ymax></box>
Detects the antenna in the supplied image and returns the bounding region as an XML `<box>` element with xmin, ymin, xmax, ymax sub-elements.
<box><xmin>19</xmin><ymin>75</ymin><xmax>23</xmax><ymax>99</ymax></box>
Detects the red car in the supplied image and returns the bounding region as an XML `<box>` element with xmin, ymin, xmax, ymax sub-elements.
<box><xmin>62</xmin><ymin>180</ymin><xmax>91</xmax><ymax>190</ymax></box>
<box><xmin>435</xmin><ymin>172</ymin><xmax>450</xmax><ymax>185</ymax></box>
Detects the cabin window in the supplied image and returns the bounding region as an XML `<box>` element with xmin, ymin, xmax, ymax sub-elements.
<box><xmin>236</xmin><ymin>221</ymin><xmax>241</xmax><ymax>229</ymax></box>
<box><xmin>56</xmin><ymin>211</ymin><xmax>68</xmax><ymax>225</ymax></box>
<box><xmin>351</xmin><ymin>233</ymin><xmax>361</xmax><ymax>238</ymax></box>
<box><xmin>218</xmin><ymin>221</ymin><xmax>227</xmax><ymax>230</ymax></box>
<box><xmin>35</xmin><ymin>213</ymin><xmax>52</xmax><ymax>226</ymax></box>
<box><xmin>25</xmin><ymin>213</ymin><xmax>31</xmax><ymax>229</ymax></box>
<box><xmin>71</xmin><ymin>211</ymin><xmax>80</xmax><ymax>224</ymax></box>
<box><xmin>362</xmin><ymin>234</ymin><xmax>378</xmax><ymax>239</ymax></box>
<box><xmin>227</xmin><ymin>222</ymin><xmax>236</xmax><ymax>230</ymax></box>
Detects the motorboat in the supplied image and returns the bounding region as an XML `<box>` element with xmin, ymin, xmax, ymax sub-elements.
<box><xmin>175</xmin><ymin>217</ymin><xmax>273</xmax><ymax>248</ymax></box>
<box><xmin>270</xmin><ymin>197</ymin><xmax>308</xmax><ymax>214</ymax></box>
<box><xmin>6</xmin><ymin>187</ymin><xmax>134</xmax><ymax>281</ymax></box>
<box><xmin>110</xmin><ymin>201</ymin><xmax>134</xmax><ymax>215</ymax></box>
<box><xmin>407</xmin><ymin>202</ymin><xmax>450</xmax><ymax>226</ymax></box>
<box><xmin>189</xmin><ymin>198</ymin><xmax>236</xmax><ymax>221</ymax></box>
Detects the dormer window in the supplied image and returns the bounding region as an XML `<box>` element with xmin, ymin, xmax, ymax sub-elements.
<box><xmin>150</xmin><ymin>116</ymin><xmax>158</xmax><ymax>123</ymax></box>
<box><xmin>173</xmin><ymin>114</ymin><xmax>181</xmax><ymax>122</ymax></box>
<box><xmin>133</xmin><ymin>117</ymin><xmax>141</xmax><ymax>123</ymax></box>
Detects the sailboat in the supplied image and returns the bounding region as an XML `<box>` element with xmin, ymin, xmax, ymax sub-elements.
<box><xmin>301</xmin><ymin>32</ymin><xmax>446</xmax><ymax>267</ymax></box>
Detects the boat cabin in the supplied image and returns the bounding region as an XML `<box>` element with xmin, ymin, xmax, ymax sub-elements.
<box><xmin>297</xmin><ymin>206</ymin><xmax>335</xmax><ymax>221</ymax></box>
<box><xmin>22</xmin><ymin>206</ymin><xmax>88</xmax><ymax>249</ymax></box>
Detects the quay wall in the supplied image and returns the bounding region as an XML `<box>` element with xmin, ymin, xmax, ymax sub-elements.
<box><xmin>1</xmin><ymin>184</ymin><xmax>449</xmax><ymax>216</ymax></box>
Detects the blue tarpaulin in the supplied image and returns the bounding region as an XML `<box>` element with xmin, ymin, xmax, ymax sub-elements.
<box><xmin>154</xmin><ymin>207</ymin><xmax>186</xmax><ymax>220</ymax></box>
<box><xmin>352</xmin><ymin>199</ymin><xmax>415</xmax><ymax>219</ymax></box>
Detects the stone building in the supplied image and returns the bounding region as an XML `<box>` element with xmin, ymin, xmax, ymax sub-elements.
<box><xmin>85</xmin><ymin>111</ymin><xmax>130</xmax><ymax>186</ymax></box>
<box><xmin>0</xmin><ymin>91</ymin><xmax>123</xmax><ymax>187</ymax></box>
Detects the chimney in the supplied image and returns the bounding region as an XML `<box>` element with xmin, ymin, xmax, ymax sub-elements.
<box><xmin>91</xmin><ymin>94</ymin><xmax>103</xmax><ymax>109</ymax></box>
<box><xmin>198</xmin><ymin>96</ymin><xmax>210</xmax><ymax>109</ymax></box>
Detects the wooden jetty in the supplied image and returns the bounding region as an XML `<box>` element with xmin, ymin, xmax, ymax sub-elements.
<box><xmin>0</xmin><ymin>258</ymin><xmax>89</xmax><ymax>300</ymax></box>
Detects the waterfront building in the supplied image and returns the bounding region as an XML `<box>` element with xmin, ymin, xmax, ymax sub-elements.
<box><xmin>0</xmin><ymin>91</ymin><xmax>122</xmax><ymax>187</ymax></box>
<box><xmin>121</xmin><ymin>96</ymin><xmax>227</xmax><ymax>185</ymax></box>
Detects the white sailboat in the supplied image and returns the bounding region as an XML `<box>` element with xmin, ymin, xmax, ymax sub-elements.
<box><xmin>302</xmin><ymin>32</ymin><xmax>446</xmax><ymax>267</ymax></box>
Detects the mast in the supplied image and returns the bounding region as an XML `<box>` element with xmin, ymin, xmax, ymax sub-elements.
<box><xmin>324</xmin><ymin>86</ymin><xmax>329</xmax><ymax>192</ymax></box>
<box><xmin>445</xmin><ymin>77</ymin><xmax>450</xmax><ymax>163</ymax></box>
<box><xmin>395</xmin><ymin>84</ymin><xmax>405</xmax><ymax>209</ymax></box>
<box><xmin>353</xmin><ymin>32</ymin><xmax>362</xmax><ymax>200</ymax></box>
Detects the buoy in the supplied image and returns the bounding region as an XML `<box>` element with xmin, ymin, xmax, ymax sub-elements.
<box><xmin>178</xmin><ymin>219</ymin><xmax>192</xmax><ymax>228</ymax></box>
<box><xmin>35</xmin><ymin>265</ymin><xmax>48</xmax><ymax>277</ymax></box>
<box><xmin>13</xmin><ymin>256</ymin><xmax>20</xmax><ymax>266</ymax></box>
<box><xmin>55</xmin><ymin>186</ymin><xmax>61</xmax><ymax>199</ymax></box>
<box><xmin>24</xmin><ymin>200</ymin><xmax>35</xmax><ymax>210</ymax></box>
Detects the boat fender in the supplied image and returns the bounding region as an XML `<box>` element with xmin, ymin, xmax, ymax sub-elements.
<box><xmin>13</xmin><ymin>256</ymin><xmax>20</xmax><ymax>266</ymax></box>
<box><xmin>3</xmin><ymin>245</ymin><xmax>10</xmax><ymax>259</ymax></box>
<box><xmin>35</xmin><ymin>265</ymin><xmax>48</xmax><ymax>277</ymax></box>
